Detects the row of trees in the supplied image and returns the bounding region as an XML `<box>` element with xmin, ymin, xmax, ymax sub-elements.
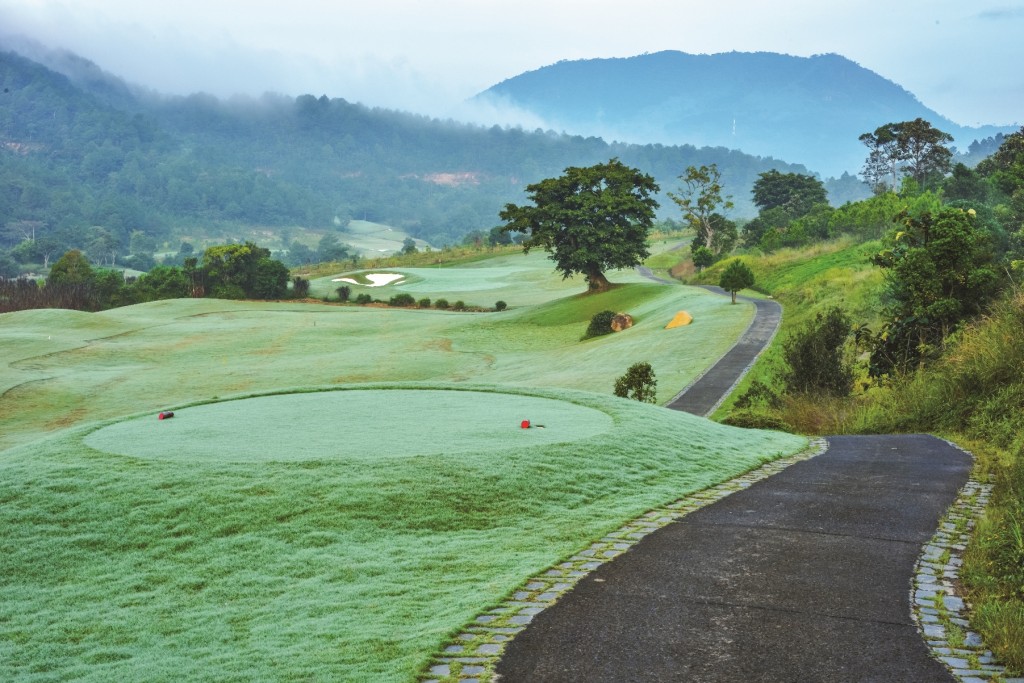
<box><xmin>0</xmin><ymin>242</ymin><xmax>292</xmax><ymax>313</ymax></box>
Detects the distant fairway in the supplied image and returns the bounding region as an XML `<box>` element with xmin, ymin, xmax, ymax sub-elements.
<box><xmin>0</xmin><ymin>250</ymin><xmax>803</xmax><ymax>681</ymax></box>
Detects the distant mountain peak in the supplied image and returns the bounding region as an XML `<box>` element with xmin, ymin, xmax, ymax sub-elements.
<box><xmin>476</xmin><ymin>51</ymin><xmax>1012</xmax><ymax>176</ymax></box>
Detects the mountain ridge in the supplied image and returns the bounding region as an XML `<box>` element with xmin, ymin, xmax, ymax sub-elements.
<box><xmin>476</xmin><ymin>51</ymin><xmax>1015</xmax><ymax>176</ymax></box>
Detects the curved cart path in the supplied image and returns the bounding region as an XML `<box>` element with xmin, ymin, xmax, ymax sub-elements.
<box><xmin>496</xmin><ymin>434</ymin><xmax>971</xmax><ymax>682</ymax></box>
<box><xmin>493</xmin><ymin>279</ymin><xmax>972</xmax><ymax>681</ymax></box>
<box><xmin>665</xmin><ymin>285</ymin><xmax>781</xmax><ymax>417</ymax></box>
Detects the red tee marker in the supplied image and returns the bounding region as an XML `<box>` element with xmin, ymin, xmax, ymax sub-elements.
<box><xmin>158</xmin><ymin>411</ymin><xmax>174</xmax><ymax>420</ymax></box>
<box><xmin>521</xmin><ymin>420</ymin><xmax>530</xmax><ymax>429</ymax></box>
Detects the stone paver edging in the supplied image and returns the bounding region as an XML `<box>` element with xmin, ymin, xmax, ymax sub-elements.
<box><xmin>418</xmin><ymin>438</ymin><xmax>828</xmax><ymax>683</ymax></box>
<box><xmin>913</xmin><ymin>448</ymin><xmax>1024</xmax><ymax>683</ymax></box>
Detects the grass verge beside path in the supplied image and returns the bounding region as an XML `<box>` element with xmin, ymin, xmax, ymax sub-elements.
<box><xmin>0</xmin><ymin>383</ymin><xmax>806</xmax><ymax>682</ymax></box>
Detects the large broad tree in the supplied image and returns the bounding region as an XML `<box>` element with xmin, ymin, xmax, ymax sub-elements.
<box><xmin>499</xmin><ymin>159</ymin><xmax>659</xmax><ymax>292</ymax></box>
<box><xmin>752</xmin><ymin>170</ymin><xmax>828</xmax><ymax>217</ymax></box>
<box><xmin>859</xmin><ymin>118</ymin><xmax>953</xmax><ymax>193</ymax></box>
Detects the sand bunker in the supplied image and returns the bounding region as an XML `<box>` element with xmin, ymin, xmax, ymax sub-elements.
<box><xmin>332</xmin><ymin>272</ymin><xmax>405</xmax><ymax>287</ymax></box>
<box><xmin>84</xmin><ymin>389</ymin><xmax>614</xmax><ymax>462</ymax></box>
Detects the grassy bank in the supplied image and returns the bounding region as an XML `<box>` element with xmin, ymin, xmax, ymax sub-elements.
<box><xmin>0</xmin><ymin>384</ymin><xmax>805</xmax><ymax>681</ymax></box>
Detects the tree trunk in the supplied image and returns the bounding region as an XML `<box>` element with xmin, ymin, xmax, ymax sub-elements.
<box><xmin>586</xmin><ymin>269</ymin><xmax>611</xmax><ymax>292</ymax></box>
<box><xmin>731</xmin><ymin>290</ymin><xmax>737</xmax><ymax>304</ymax></box>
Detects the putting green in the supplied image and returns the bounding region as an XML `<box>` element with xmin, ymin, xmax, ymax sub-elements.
<box><xmin>83</xmin><ymin>388</ymin><xmax>614</xmax><ymax>462</ymax></box>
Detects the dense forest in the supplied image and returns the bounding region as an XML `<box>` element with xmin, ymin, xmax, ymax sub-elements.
<box><xmin>1</xmin><ymin>48</ymin><xmax>828</xmax><ymax>275</ymax></box>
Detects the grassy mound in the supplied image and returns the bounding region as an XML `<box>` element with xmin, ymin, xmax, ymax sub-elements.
<box><xmin>84</xmin><ymin>388</ymin><xmax>614</xmax><ymax>462</ymax></box>
<box><xmin>0</xmin><ymin>382</ymin><xmax>806</xmax><ymax>682</ymax></box>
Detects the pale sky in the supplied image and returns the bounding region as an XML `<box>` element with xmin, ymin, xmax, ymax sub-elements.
<box><xmin>1</xmin><ymin>0</ymin><xmax>1021</xmax><ymax>127</ymax></box>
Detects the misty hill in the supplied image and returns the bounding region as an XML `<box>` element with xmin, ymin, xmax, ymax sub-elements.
<box><xmin>1</xmin><ymin>48</ymin><xmax>822</xmax><ymax>259</ymax></box>
<box><xmin>476</xmin><ymin>51</ymin><xmax>1015</xmax><ymax>177</ymax></box>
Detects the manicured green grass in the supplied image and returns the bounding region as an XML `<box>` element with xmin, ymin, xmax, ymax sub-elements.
<box><xmin>1</xmin><ymin>280</ymin><xmax>752</xmax><ymax>452</ymax></box>
<box><xmin>1</xmin><ymin>383</ymin><xmax>806</xmax><ymax>682</ymax></box>
<box><xmin>0</xmin><ymin>250</ymin><xmax>805</xmax><ymax>681</ymax></box>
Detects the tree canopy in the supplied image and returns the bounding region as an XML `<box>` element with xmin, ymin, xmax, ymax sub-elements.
<box><xmin>499</xmin><ymin>159</ymin><xmax>659</xmax><ymax>292</ymax></box>
<box><xmin>859</xmin><ymin>118</ymin><xmax>954</xmax><ymax>193</ymax></box>
<box><xmin>719</xmin><ymin>259</ymin><xmax>755</xmax><ymax>303</ymax></box>
<box><xmin>866</xmin><ymin>206</ymin><xmax>1001</xmax><ymax>375</ymax></box>
<box><xmin>668</xmin><ymin>164</ymin><xmax>735</xmax><ymax>258</ymax></box>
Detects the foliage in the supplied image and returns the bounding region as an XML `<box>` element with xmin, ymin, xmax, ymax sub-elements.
<box><xmin>494</xmin><ymin>300</ymin><xmax>507</xmax><ymax>311</ymax></box>
<box><xmin>668</xmin><ymin>164</ymin><xmax>735</xmax><ymax>257</ymax></box>
<box><xmin>780</xmin><ymin>307</ymin><xmax>855</xmax><ymax>396</ymax></box>
<box><xmin>752</xmin><ymin>170</ymin><xmax>828</xmax><ymax>216</ymax></box>
<box><xmin>500</xmin><ymin>159</ymin><xmax>660</xmax><ymax>292</ymax></box>
<box><xmin>388</xmin><ymin>293</ymin><xmax>416</xmax><ymax>307</ymax></box>
<box><xmin>452</xmin><ymin>300</ymin><xmax>466</xmax><ymax>311</ymax></box>
<box><xmin>865</xmin><ymin>206</ymin><xmax>1002</xmax><ymax>376</ymax></box>
<box><xmin>291</xmin><ymin>276</ymin><xmax>310</xmax><ymax>298</ymax></box>
<box><xmin>859</xmin><ymin>118</ymin><xmax>954</xmax><ymax>192</ymax></box>
<box><xmin>434</xmin><ymin>298</ymin><xmax>449</xmax><ymax>309</ymax></box>
<box><xmin>336</xmin><ymin>285</ymin><xmax>351</xmax><ymax>302</ymax></box>
<box><xmin>719</xmin><ymin>259</ymin><xmax>755</xmax><ymax>303</ymax></box>
<box><xmin>355</xmin><ymin>293</ymin><xmax>373</xmax><ymax>304</ymax></box>
<box><xmin>46</xmin><ymin>249</ymin><xmax>94</xmax><ymax>286</ymax></box>
<box><xmin>613</xmin><ymin>362</ymin><xmax>658</xmax><ymax>403</ymax></box>
<box><xmin>691</xmin><ymin>245</ymin><xmax>714</xmax><ymax>272</ymax></box>
<box><xmin>418</xmin><ymin>297</ymin><xmax>432</xmax><ymax>308</ymax></box>
<box><xmin>585</xmin><ymin>310</ymin><xmax>617</xmax><ymax>338</ymax></box>
<box><xmin>201</xmin><ymin>242</ymin><xmax>289</xmax><ymax>300</ymax></box>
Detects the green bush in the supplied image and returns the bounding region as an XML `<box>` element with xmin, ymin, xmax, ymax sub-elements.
<box><xmin>721</xmin><ymin>410</ymin><xmax>792</xmax><ymax>432</ymax></box>
<box><xmin>586</xmin><ymin>310</ymin><xmax>616</xmax><ymax>338</ymax></box>
<box><xmin>291</xmin><ymin>277</ymin><xmax>310</xmax><ymax>298</ymax></box>
<box><xmin>435</xmin><ymin>298</ymin><xmax>449</xmax><ymax>310</ymax></box>
<box><xmin>613</xmin><ymin>361</ymin><xmax>657</xmax><ymax>403</ymax></box>
<box><xmin>418</xmin><ymin>297</ymin><xmax>432</xmax><ymax>308</ymax></box>
<box><xmin>355</xmin><ymin>293</ymin><xmax>373</xmax><ymax>304</ymax></box>
<box><xmin>780</xmin><ymin>306</ymin><xmax>854</xmax><ymax>397</ymax></box>
<box><xmin>453</xmin><ymin>300</ymin><xmax>466</xmax><ymax>311</ymax></box>
<box><xmin>389</xmin><ymin>293</ymin><xmax>416</xmax><ymax>307</ymax></box>
<box><xmin>495</xmin><ymin>300</ymin><xmax>507</xmax><ymax>311</ymax></box>
<box><xmin>336</xmin><ymin>285</ymin><xmax>351</xmax><ymax>302</ymax></box>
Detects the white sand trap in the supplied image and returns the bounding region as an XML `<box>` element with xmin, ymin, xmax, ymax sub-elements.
<box><xmin>331</xmin><ymin>272</ymin><xmax>405</xmax><ymax>287</ymax></box>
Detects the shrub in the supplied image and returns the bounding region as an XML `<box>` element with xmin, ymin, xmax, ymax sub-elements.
<box><xmin>614</xmin><ymin>362</ymin><xmax>657</xmax><ymax>403</ymax></box>
<box><xmin>418</xmin><ymin>297</ymin><xmax>432</xmax><ymax>308</ymax></box>
<box><xmin>435</xmin><ymin>298</ymin><xmax>449</xmax><ymax>309</ymax></box>
<box><xmin>781</xmin><ymin>306</ymin><xmax>855</xmax><ymax>397</ymax></box>
<box><xmin>586</xmin><ymin>310</ymin><xmax>616</xmax><ymax>338</ymax></box>
<box><xmin>495</xmin><ymin>300</ymin><xmax>507</xmax><ymax>311</ymax></box>
<box><xmin>291</xmin><ymin>276</ymin><xmax>310</xmax><ymax>298</ymax></box>
<box><xmin>355</xmin><ymin>293</ymin><xmax>373</xmax><ymax>304</ymax></box>
<box><xmin>722</xmin><ymin>410</ymin><xmax>792</xmax><ymax>431</ymax></box>
<box><xmin>336</xmin><ymin>285</ymin><xmax>351</xmax><ymax>302</ymax></box>
<box><xmin>389</xmin><ymin>293</ymin><xmax>416</xmax><ymax>307</ymax></box>
<box><xmin>453</xmin><ymin>300</ymin><xmax>466</xmax><ymax>311</ymax></box>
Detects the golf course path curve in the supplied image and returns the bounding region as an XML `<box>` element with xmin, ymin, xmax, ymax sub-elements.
<box><xmin>495</xmin><ymin>434</ymin><xmax>972</xmax><ymax>682</ymax></box>
<box><xmin>666</xmin><ymin>285</ymin><xmax>781</xmax><ymax>417</ymax></box>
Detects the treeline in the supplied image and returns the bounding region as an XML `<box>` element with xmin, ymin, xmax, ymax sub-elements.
<box><xmin>0</xmin><ymin>242</ymin><xmax>292</xmax><ymax>313</ymax></box>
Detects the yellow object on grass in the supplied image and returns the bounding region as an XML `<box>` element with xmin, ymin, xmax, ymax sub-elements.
<box><xmin>666</xmin><ymin>311</ymin><xmax>693</xmax><ymax>329</ymax></box>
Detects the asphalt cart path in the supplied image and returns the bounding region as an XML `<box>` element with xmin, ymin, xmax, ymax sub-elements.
<box><xmin>496</xmin><ymin>434</ymin><xmax>972</xmax><ymax>682</ymax></box>
<box><xmin>665</xmin><ymin>285</ymin><xmax>781</xmax><ymax>417</ymax></box>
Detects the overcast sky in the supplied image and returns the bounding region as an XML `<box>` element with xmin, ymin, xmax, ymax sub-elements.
<box><xmin>1</xmin><ymin>0</ymin><xmax>1021</xmax><ymax>127</ymax></box>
